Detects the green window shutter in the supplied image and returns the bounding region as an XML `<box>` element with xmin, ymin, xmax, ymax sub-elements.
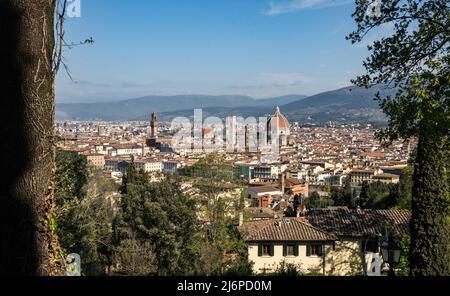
<box><xmin>306</xmin><ymin>244</ymin><xmax>311</xmax><ymax>256</ymax></box>
<box><xmin>270</xmin><ymin>244</ymin><xmax>274</xmax><ymax>257</ymax></box>
<box><xmin>318</xmin><ymin>244</ymin><xmax>323</xmax><ymax>257</ymax></box>
<box><xmin>294</xmin><ymin>244</ymin><xmax>299</xmax><ymax>257</ymax></box>
<box><xmin>283</xmin><ymin>245</ymin><xmax>287</xmax><ymax>257</ymax></box>
<box><xmin>258</xmin><ymin>245</ymin><xmax>263</xmax><ymax>257</ymax></box>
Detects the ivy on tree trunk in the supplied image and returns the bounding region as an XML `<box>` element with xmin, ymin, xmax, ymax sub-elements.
<box><xmin>409</xmin><ymin>125</ymin><xmax>450</xmax><ymax>275</ymax></box>
<box><xmin>0</xmin><ymin>0</ymin><xmax>63</xmax><ymax>275</ymax></box>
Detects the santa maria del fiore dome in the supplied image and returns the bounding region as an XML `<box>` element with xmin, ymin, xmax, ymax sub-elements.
<box><xmin>267</xmin><ymin>106</ymin><xmax>290</xmax><ymax>131</ymax></box>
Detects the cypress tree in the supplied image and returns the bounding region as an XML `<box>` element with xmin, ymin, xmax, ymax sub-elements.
<box><xmin>409</xmin><ymin>126</ymin><xmax>450</xmax><ymax>275</ymax></box>
<box><xmin>359</xmin><ymin>181</ymin><xmax>371</xmax><ymax>209</ymax></box>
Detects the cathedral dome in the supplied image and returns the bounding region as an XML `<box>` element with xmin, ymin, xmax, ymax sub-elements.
<box><xmin>268</xmin><ymin>106</ymin><xmax>289</xmax><ymax>130</ymax></box>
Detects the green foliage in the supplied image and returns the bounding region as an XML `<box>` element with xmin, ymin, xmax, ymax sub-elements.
<box><xmin>305</xmin><ymin>267</ymin><xmax>323</xmax><ymax>276</ymax></box>
<box><xmin>55</xmin><ymin>150</ymin><xmax>116</xmax><ymax>275</ymax></box>
<box><xmin>112</xmin><ymin>238</ymin><xmax>156</xmax><ymax>276</ymax></box>
<box><xmin>284</xmin><ymin>206</ymin><xmax>296</xmax><ymax>218</ymax></box>
<box><xmin>332</xmin><ymin>179</ymin><xmax>356</xmax><ymax>208</ymax></box>
<box><xmin>323</xmin><ymin>184</ymin><xmax>332</xmax><ymax>194</ymax></box>
<box><xmin>396</xmin><ymin>235</ymin><xmax>411</xmax><ymax>276</ymax></box>
<box><xmin>347</xmin><ymin>256</ymin><xmax>363</xmax><ymax>277</ymax></box>
<box><xmin>186</xmin><ymin>153</ymin><xmax>239</xmax><ymax>183</ymax></box>
<box><xmin>115</xmin><ymin>160</ymin><xmax>252</xmax><ymax>276</ymax></box>
<box><xmin>114</xmin><ymin>169</ymin><xmax>199</xmax><ymax>276</ymax></box>
<box><xmin>348</xmin><ymin>0</ymin><xmax>448</xmax><ymax>91</ymax></box>
<box><xmin>56</xmin><ymin>152</ymin><xmax>252</xmax><ymax>276</ymax></box>
<box><xmin>222</xmin><ymin>248</ymin><xmax>254</xmax><ymax>276</ymax></box>
<box><xmin>358</xmin><ymin>181</ymin><xmax>398</xmax><ymax>209</ymax></box>
<box><xmin>320</xmin><ymin>198</ymin><xmax>335</xmax><ymax>208</ymax></box>
<box><xmin>189</xmin><ymin>154</ymin><xmax>252</xmax><ymax>275</ymax></box>
<box><xmin>376</xmin><ymin>59</ymin><xmax>450</xmax><ymax>143</ymax></box>
<box><xmin>349</xmin><ymin>0</ymin><xmax>449</xmax><ymax>275</ymax></box>
<box><xmin>55</xmin><ymin>150</ymin><xmax>88</xmax><ymax>205</ymax></box>
<box><xmin>273</xmin><ymin>261</ymin><xmax>304</xmax><ymax>276</ymax></box>
<box><xmin>398</xmin><ymin>166</ymin><xmax>413</xmax><ymax>209</ymax></box>
<box><xmin>343</xmin><ymin>178</ymin><xmax>356</xmax><ymax>208</ymax></box>
<box><xmin>359</xmin><ymin>181</ymin><xmax>372</xmax><ymax>208</ymax></box>
<box><xmin>306</xmin><ymin>191</ymin><xmax>321</xmax><ymax>209</ymax></box>
<box><xmin>358</xmin><ymin>170</ymin><xmax>412</xmax><ymax>210</ymax></box>
<box><xmin>409</xmin><ymin>129</ymin><xmax>450</xmax><ymax>275</ymax></box>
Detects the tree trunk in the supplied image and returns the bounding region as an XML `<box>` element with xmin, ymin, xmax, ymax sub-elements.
<box><xmin>409</xmin><ymin>125</ymin><xmax>450</xmax><ymax>276</ymax></box>
<box><xmin>0</xmin><ymin>0</ymin><xmax>59</xmax><ymax>275</ymax></box>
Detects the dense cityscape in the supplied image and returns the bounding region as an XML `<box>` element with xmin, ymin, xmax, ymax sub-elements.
<box><xmin>58</xmin><ymin>108</ymin><xmax>413</xmax><ymax>188</ymax></box>
<box><xmin>55</xmin><ymin>107</ymin><xmax>415</xmax><ymax>275</ymax></box>
<box><xmin>1</xmin><ymin>0</ymin><xmax>447</xmax><ymax>287</ymax></box>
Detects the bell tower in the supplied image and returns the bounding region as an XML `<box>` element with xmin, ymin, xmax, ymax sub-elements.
<box><xmin>150</xmin><ymin>112</ymin><xmax>158</xmax><ymax>139</ymax></box>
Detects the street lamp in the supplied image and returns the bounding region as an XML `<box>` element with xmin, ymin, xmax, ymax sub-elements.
<box><xmin>380</xmin><ymin>236</ymin><xmax>402</xmax><ymax>276</ymax></box>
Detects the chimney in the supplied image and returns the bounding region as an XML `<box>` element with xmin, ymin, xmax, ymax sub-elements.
<box><xmin>281</xmin><ymin>173</ymin><xmax>285</xmax><ymax>194</ymax></box>
<box><xmin>276</xmin><ymin>218</ymin><xmax>282</xmax><ymax>227</ymax></box>
<box><xmin>239</xmin><ymin>212</ymin><xmax>244</xmax><ymax>227</ymax></box>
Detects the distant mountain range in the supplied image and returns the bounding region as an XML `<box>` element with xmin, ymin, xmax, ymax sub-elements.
<box><xmin>57</xmin><ymin>86</ymin><xmax>392</xmax><ymax>124</ymax></box>
<box><xmin>56</xmin><ymin>94</ymin><xmax>306</xmax><ymax>121</ymax></box>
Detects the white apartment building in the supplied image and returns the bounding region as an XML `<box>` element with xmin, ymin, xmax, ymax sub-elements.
<box><xmin>135</xmin><ymin>159</ymin><xmax>163</xmax><ymax>173</ymax></box>
<box><xmin>109</xmin><ymin>143</ymin><xmax>143</xmax><ymax>157</ymax></box>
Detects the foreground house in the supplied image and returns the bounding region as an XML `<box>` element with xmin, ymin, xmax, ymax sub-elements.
<box><xmin>238</xmin><ymin>207</ymin><xmax>410</xmax><ymax>275</ymax></box>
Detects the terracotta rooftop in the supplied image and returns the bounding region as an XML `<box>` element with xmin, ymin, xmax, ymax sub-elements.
<box><xmin>306</xmin><ymin>207</ymin><xmax>410</xmax><ymax>238</ymax></box>
<box><xmin>239</xmin><ymin>207</ymin><xmax>410</xmax><ymax>242</ymax></box>
<box><xmin>244</xmin><ymin>207</ymin><xmax>277</xmax><ymax>220</ymax></box>
<box><xmin>239</xmin><ymin>217</ymin><xmax>337</xmax><ymax>242</ymax></box>
<box><xmin>248</xmin><ymin>185</ymin><xmax>281</xmax><ymax>194</ymax></box>
<box><xmin>285</xmin><ymin>178</ymin><xmax>304</xmax><ymax>186</ymax></box>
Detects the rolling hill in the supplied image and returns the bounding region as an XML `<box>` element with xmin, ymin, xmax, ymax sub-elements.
<box><xmin>256</xmin><ymin>95</ymin><xmax>307</xmax><ymax>106</ymax></box>
<box><xmin>280</xmin><ymin>85</ymin><xmax>391</xmax><ymax>123</ymax></box>
<box><xmin>56</xmin><ymin>94</ymin><xmax>306</xmax><ymax>121</ymax></box>
<box><xmin>56</xmin><ymin>95</ymin><xmax>257</xmax><ymax>121</ymax></box>
<box><xmin>56</xmin><ymin>86</ymin><xmax>392</xmax><ymax>124</ymax></box>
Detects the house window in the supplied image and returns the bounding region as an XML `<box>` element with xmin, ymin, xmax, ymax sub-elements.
<box><xmin>263</xmin><ymin>245</ymin><xmax>271</xmax><ymax>256</ymax></box>
<box><xmin>311</xmin><ymin>245</ymin><xmax>319</xmax><ymax>256</ymax></box>
<box><xmin>286</xmin><ymin>245</ymin><xmax>295</xmax><ymax>256</ymax></box>
<box><xmin>307</xmin><ymin>244</ymin><xmax>323</xmax><ymax>257</ymax></box>
<box><xmin>258</xmin><ymin>244</ymin><xmax>274</xmax><ymax>257</ymax></box>
<box><xmin>283</xmin><ymin>244</ymin><xmax>298</xmax><ymax>257</ymax></box>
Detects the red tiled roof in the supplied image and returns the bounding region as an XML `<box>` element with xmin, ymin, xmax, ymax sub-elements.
<box><xmin>306</xmin><ymin>207</ymin><xmax>410</xmax><ymax>238</ymax></box>
<box><xmin>248</xmin><ymin>185</ymin><xmax>281</xmax><ymax>194</ymax></box>
<box><xmin>239</xmin><ymin>218</ymin><xmax>337</xmax><ymax>242</ymax></box>
<box><xmin>238</xmin><ymin>208</ymin><xmax>411</xmax><ymax>242</ymax></box>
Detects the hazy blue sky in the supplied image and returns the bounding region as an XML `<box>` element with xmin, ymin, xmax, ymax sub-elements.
<box><xmin>57</xmin><ymin>0</ymin><xmax>384</xmax><ymax>103</ymax></box>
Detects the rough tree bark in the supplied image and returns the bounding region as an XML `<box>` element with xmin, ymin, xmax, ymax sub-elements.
<box><xmin>0</xmin><ymin>0</ymin><xmax>62</xmax><ymax>275</ymax></box>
